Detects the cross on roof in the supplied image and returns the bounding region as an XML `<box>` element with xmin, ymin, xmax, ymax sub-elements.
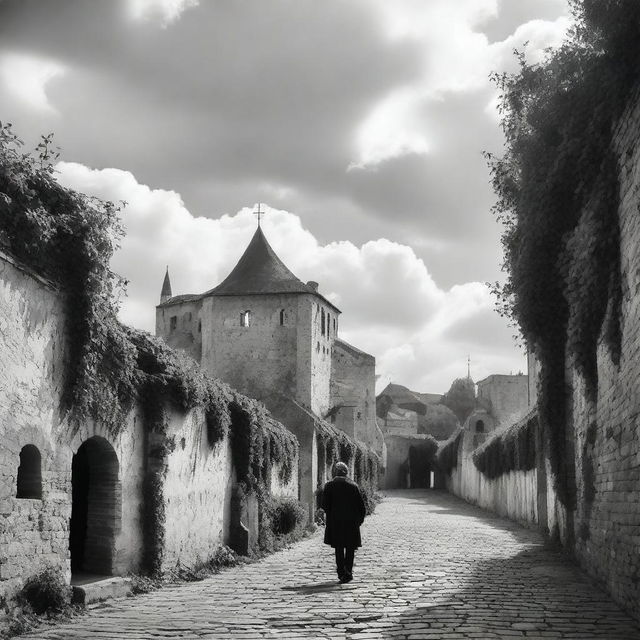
<box><xmin>254</xmin><ymin>202</ymin><xmax>266</xmax><ymax>227</ymax></box>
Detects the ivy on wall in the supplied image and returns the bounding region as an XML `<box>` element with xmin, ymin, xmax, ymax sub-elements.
<box><xmin>0</xmin><ymin>125</ymin><xmax>300</xmax><ymax>573</ymax></box>
<box><xmin>486</xmin><ymin>0</ymin><xmax>640</xmax><ymax>505</ymax></box>
<box><xmin>315</xmin><ymin>419</ymin><xmax>381</xmax><ymax>513</ymax></box>
<box><xmin>472</xmin><ymin>414</ymin><xmax>538</xmax><ymax>480</ymax></box>
<box><xmin>436</xmin><ymin>429</ymin><xmax>463</xmax><ymax>476</ymax></box>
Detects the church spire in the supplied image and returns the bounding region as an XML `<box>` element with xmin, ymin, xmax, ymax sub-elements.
<box><xmin>160</xmin><ymin>266</ymin><xmax>172</xmax><ymax>303</ymax></box>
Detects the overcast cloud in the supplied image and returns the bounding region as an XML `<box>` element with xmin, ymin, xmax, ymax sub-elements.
<box><xmin>0</xmin><ymin>0</ymin><xmax>569</xmax><ymax>392</ymax></box>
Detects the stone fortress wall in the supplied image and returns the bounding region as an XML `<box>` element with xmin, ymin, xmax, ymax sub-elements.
<box><xmin>0</xmin><ymin>250</ymin><xmax>298</xmax><ymax>603</ymax></box>
<box><xmin>442</xmin><ymin>90</ymin><xmax>640</xmax><ymax>622</ymax></box>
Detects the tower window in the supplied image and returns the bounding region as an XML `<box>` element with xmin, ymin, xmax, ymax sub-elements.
<box><xmin>475</xmin><ymin>420</ymin><xmax>485</xmax><ymax>433</ymax></box>
<box><xmin>17</xmin><ymin>445</ymin><xmax>42</xmax><ymax>499</ymax></box>
<box><xmin>321</xmin><ymin>309</ymin><xmax>325</xmax><ymax>336</ymax></box>
<box><xmin>279</xmin><ymin>309</ymin><xmax>285</xmax><ymax>326</ymax></box>
<box><xmin>240</xmin><ymin>310</ymin><xmax>251</xmax><ymax>327</ymax></box>
<box><xmin>170</xmin><ymin>316</ymin><xmax>177</xmax><ymax>331</ymax></box>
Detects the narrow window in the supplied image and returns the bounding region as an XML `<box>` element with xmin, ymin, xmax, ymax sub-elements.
<box><xmin>321</xmin><ymin>309</ymin><xmax>325</xmax><ymax>336</ymax></box>
<box><xmin>17</xmin><ymin>445</ymin><xmax>42</xmax><ymax>499</ymax></box>
<box><xmin>170</xmin><ymin>316</ymin><xmax>177</xmax><ymax>331</ymax></box>
<box><xmin>240</xmin><ymin>310</ymin><xmax>251</xmax><ymax>327</ymax></box>
<box><xmin>279</xmin><ymin>309</ymin><xmax>285</xmax><ymax>326</ymax></box>
<box><xmin>327</xmin><ymin>313</ymin><xmax>331</xmax><ymax>335</ymax></box>
<box><xmin>333</xmin><ymin>318</ymin><xmax>336</xmax><ymax>332</ymax></box>
<box><xmin>475</xmin><ymin>420</ymin><xmax>485</xmax><ymax>433</ymax></box>
<box><xmin>198</xmin><ymin>320</ymin><xmax>202</xmax><ymax>333</ymax></box>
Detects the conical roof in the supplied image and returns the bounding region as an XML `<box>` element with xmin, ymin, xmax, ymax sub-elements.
<box><xmin>206</xmin><ymin>227</ymin><xmax>329</xmax><ymax>300</ymax></box>
<box><xmin>160</xmin><ymin>267</ymin><xmax>172</xmax><ymax>299</ymax></box>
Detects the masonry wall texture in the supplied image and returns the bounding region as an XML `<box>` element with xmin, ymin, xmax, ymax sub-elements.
<box><xmin>0</xmin><ymin>250</ymin><xmax>298</xmax><ymax>605</ymax></box>
<box><xmin>442</xmin><ymin>89</ymin><xmax>640</xmax><ymax>624</ymax></box>
<box><xmin>476</xmin><ymin>374</ymin><xmax>529</xmax><ymax>428</ymax></box>
<box><xmin>564</xmin><ymin>88</ymin><xmax>640</xmax><ymax>620</ymax></box>
<box><xmin>330</xmin><ymin>339</ymin><xmax>384</xmax><ymax>453</ymax></box>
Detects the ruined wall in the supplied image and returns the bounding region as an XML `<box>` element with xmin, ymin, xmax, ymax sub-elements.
<box><xmin>330</xmin><ymin>339</ymin><xmax>384</xmax><ymax>454</ymax></box>
<box><xmin>476</xmin><ymin>374</ymin><xmax>529</xmax><ymax>428</ymax></box>
<box><xmin>156</xmin><ymin>299</ymin><xmax>203</xmax><ymax>362</ymax></box>
<box><xmin>200</xmin><ymin>293</ymin><xmax>299</xmax><ymax>403</ymax></box>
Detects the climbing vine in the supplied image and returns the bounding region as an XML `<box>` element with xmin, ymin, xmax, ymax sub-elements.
<box><xmin>472</xmin><ymin>413</ymin><xmax>538</xmax><ymax>480</ymax></box>
<box><xmin>0</xmin><ymin>124</ymin><xmax>301</xmax><ymax>572</ymax></box>
<box><xmin>315</xmin><ymin>419</ymin><xmax>381</xmax><ymax>514</ymax></box>
<box><xmin>487</xmin><ymin>0</ymin><xmax>640</xmax><ymax>505</ymax></box>
<box><xmin>436</xmin><ymin>429</ymin><xmax>463</xmax><ymax>476</ymax></box>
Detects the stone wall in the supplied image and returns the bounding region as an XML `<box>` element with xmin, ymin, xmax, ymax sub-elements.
<box><xmin>199</xmin><ymin>293</ymin><xmax>300</xmax><ymax>405</ymax></box>
<box><xmin>0</xmin><ymin>251</ymin><xmax>300</xmax><ymax>604</ymax></box>
<box><xmin>297</xmin><ymin>296</ymin><xmax>336</xmax><ymax>417</ymax></box>
<box><xmin>0</xmin><ymin>250</ymin><xmax>147</xmax><ymax>599</ymax></box>
<box><xmin>476</xmin><ymin>374</ymin><xmax>529</xmax><ymax>428</ymax></box>
<box><xmin>156</xmin><ymin>299</ymin><xmax>203</xmax><ymax>362</ymax></box>
<box><xmin>445</xmin><ymin>430</ymin><xmax>539</xmax><ymax>527</ymax></box>
<box><xmin>561</xmin><ymin>89</ymin><xmax>640</xmax><ymax>619</ymax></box>
<box><xmin>330</xmin><ymin>339</ymin><xmax>384</xmax><ymax>454</ymax></box>
<box><xmin>160</xmin><ymin>407</ymin><xmax>235</xmax><ymax>571</ymax></box>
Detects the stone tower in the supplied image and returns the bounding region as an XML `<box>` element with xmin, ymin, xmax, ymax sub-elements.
<box><xmin>156</xmin><ymin>226</ymin><xmax>340</xmax><ymax>416</ymax></box>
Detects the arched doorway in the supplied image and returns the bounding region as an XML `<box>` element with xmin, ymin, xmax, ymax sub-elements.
<box><xmin>69</xmin><ymin>437</ymin><xmax>120</xmax><ymax>577</ymax></box>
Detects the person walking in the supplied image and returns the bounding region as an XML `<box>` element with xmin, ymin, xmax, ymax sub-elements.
<box><xmin>321</xmin><ymin>461</ymin><xmax>366</xmax><ymax>583</ymax></box>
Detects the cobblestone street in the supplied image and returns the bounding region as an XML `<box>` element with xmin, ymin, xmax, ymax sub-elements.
<box><xmin>22</xmin><ymin>490</ymin><xmax>640</xmax><ymax>640</ymax></box>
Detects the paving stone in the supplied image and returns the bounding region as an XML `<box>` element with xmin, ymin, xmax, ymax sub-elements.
<box><xmin>18</xmin><ymin>490</ymin><xmax>640</xmax><ymax>639</ymax></box>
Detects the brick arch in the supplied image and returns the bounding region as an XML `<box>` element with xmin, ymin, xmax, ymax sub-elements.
<box><xmin>69</xmin><ymin>436</ymin><xmax>121</xmax><ymax>576</ymax></box>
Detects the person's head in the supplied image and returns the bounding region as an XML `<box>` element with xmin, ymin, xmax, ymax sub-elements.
<box><xmin>333</xmin><ymin>461</ymin><xmax>349</xmax><ymax>477</ymax></box>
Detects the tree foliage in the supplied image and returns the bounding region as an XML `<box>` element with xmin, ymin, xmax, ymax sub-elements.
<box><xmin>441</xmin><ymin>377</ymin><xmax>476</xmax><ymax>424</ymax></box>
<box><xmin>487</xmin><ymin>0</ymin><xmax>640</xmax><ymax>505</ymax></box>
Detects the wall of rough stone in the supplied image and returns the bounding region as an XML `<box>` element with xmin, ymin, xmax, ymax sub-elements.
<box><xmin>476</xmin><ymin>374</ymin><xmax>529</xmax><ymax>428</ymax></box>
<box><xmin>156</xmin><ymin>299</ymin><xmax>203</xmax><ymax>362</ymax></box>
<box><xmin>160</xmin><ymin>407</ymin><xmax>234</xmax><ymax>571</ymax></box>
<box><xmin>562</xmin><ymin>90</ymin><xmax>640</xmax><ymax>620</ymax></box>
<box><xmin>330</xmin><ymin>339</ymin><xmax>384</xmax><ymax>454</ymax></box>
<box><xmin>199</xmin><ymin>293</ymin><xmax>299</xmax><ymax>405</ymax></box>
<box><xmin>296</xmin><ymin>296</ymin><xmax>336</xmax><ymax>416</ymax></box>
<box><xmin>0</xmin><ymin>251</ymin><xmax>146</xmax><ymax>600</ymax></box>
<box><xmin>0</xmin><ymin>250</ymin><xmax>301</xmax><ymax>604</ymax></box>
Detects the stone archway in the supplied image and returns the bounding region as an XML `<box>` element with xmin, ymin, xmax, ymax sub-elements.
<box><xmin>69</xmin><ymin>436</ymin><xmax>121</xmax><ymax>577</ymax></box>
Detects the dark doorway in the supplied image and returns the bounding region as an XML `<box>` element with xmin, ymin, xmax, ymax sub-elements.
<box><xmin>69</xmin><ymin>437</ymin><xmax>120</xmax><ymax>577</ymax></box>
<box><xmin>408</xmin><ymin>446</ymin><xmax>432</xmax><ymax>489</ymax></box>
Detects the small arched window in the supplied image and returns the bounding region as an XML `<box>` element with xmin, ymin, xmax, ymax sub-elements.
<box><xmin>17</xmin><ymin>445</ymin><xmax>42</xmax><ymax>499</ymax></box>
<box><xmin>279</xmin><ymin>309</ymin><xmax>285</xmax><ymax>326</ymax></box>
<box><xmin>240</xmin><ymin>310</ymin><xmax>251</xmax><ymax>327</ymax></box>
<box><xmin>475</xmin><ymin>420</ymin><xmax>485</xmax><ymax>434</ymax></box>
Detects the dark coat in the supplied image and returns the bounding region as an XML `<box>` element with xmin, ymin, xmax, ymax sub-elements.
<box><xmin>322</xmin><ymin>476</ymin><xmax>366</xmax><ymax>549</ymax></box>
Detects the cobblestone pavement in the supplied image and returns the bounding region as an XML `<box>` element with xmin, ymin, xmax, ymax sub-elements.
<box><xmin>22</xmin><ymin>490</ymin><xmax>640</xmax><ymax>639</ymax></box>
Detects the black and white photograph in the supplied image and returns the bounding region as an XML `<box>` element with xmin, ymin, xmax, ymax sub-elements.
<box><xmin>1</xmin><ymin>0</ymin><xmax>639</xmax><ymax>638</ymax></box>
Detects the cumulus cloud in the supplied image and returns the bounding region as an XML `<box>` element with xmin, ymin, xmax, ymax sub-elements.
<box><xmin>55</xmin><ymin>162</ymin><xmax>525</xmax><ymax>394</ymax></box>
<box><xmin>0</xmin><ymin>52</ymin><xmax>66</xmax><ymax>113</ymax></box>
<box><xmin>125</xmin><ymin>0</ymin><xmax>199</xmax><ymax>27</ymax></box>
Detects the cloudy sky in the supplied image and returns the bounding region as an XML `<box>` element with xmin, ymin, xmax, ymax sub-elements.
<box><xmin>0</xmin><ymin>0</ymin><xmax>570</xmax><ymax>393</ymax></box>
